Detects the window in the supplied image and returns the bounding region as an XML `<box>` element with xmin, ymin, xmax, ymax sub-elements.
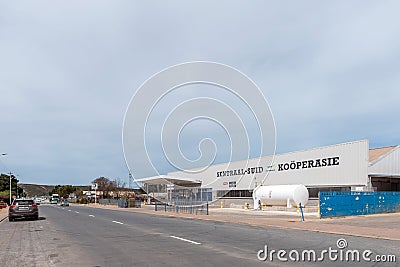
<box><xmin>217</xmin><ymin>190</ymin><xmax>253</xmax><ymax>198</ymax></box>
<box><xmin>14</xmin><ymin>200</ymin><xmax>34</xmax><ymax>205</ymax></box>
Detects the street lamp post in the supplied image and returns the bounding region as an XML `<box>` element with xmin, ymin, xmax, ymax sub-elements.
<box><xmin>9</xmin><ymin>172</ymin><xmax>13</xmax><ymax>204</ymax></box>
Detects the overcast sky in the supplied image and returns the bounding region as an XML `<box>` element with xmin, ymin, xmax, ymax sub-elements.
<box><xmin>1</xmin><ymin>1</ymin><xmax>400</xmax><ymax>185</ymax></box>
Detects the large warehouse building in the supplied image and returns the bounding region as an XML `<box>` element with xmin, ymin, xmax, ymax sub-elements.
<box><xmin>136</xmin><ymin>140</ymin><xmax>400</xmax><ymax>203</ymax></box>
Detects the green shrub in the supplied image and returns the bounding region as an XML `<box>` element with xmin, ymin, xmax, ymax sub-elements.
<box><xmin>79</xmin><ymin>198</ymin><xmax>88</xmax><ymax>204</ymax></box>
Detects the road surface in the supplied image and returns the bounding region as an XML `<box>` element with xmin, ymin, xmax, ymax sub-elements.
<box><xmin>0</xmin><ymin>204</ymin><xmax>399</xmax><ymax>266</ymax></box>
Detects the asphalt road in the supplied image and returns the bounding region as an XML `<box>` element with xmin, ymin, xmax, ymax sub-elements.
<box><xmin>0</xmin><ymin>205</ymin><xmax>399</xmax><ymax>267</ymax></box>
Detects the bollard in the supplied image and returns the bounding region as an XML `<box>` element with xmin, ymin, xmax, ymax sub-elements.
<box><xmin>299</xmin><ymin>203</ymin><xmax>305</xmax><ymax>221</ymax></box>
<box><xmin>220</xmin><ymin>201</ymin><xmax>223</xmax><ymax>208</ymax></box>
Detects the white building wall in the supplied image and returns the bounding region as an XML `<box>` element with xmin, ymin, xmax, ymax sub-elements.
<box><xmin>169</xmin><ymin>140</ymin><xmax>370</xmax><ymax>191</ymax></box>
<box><xmin>264</xmin><ymin>140</ymin><xmax>369</xmax><ymax>187</ymax></box>
<box><xmin>369</xmin><ymin>146</ymin><xmax>400</xmax><ymax>176</ymax></box>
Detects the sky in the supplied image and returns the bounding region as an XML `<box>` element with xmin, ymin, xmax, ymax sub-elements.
<box><xmin>1</xmin><ymin>1</ymin><xmax>400</xmax><ymax>185</ymax></box>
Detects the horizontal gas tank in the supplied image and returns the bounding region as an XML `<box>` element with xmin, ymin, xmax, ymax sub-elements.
<box><xmin>253</xmin><ymin>184</ymin><xmax>309</xmax><ymax>208</ymax></box>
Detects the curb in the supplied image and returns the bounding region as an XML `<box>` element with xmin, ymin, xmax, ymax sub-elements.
<box><xmin>0</xmin><ymin>215</ymin><xmax>8</xmax><ymax>223</ymax></box>
<box><xmin>0</xmin><ymin>209</ymin><xmax>8</xmax><ymax>223</ymax></box>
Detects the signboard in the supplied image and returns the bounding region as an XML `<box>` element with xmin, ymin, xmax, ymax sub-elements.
<box><xmin>91</xmin><ymin>183</ymin><xmax>98</xmax><ymax>190</ymax></box>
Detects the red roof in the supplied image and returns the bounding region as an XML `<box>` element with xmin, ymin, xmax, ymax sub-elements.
<box><xmin>369</xmin><ymin>146</ymin><xmax>397</xmax><ymax>163</ymax></box>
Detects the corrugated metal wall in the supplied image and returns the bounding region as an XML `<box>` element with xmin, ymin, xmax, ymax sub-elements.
<box><xmin>169</xmin><ymin>140</ymin><xmax>369</xmax><ymax>190</ymax></box>
<box><xmin>319</xmin><ymin>191</ymin><xmax>400</xmax><ymax>218</ymax></box>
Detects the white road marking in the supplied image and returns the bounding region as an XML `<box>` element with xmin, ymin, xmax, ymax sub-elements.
<box><xmin>75</xmin><ymin>211</ymin><xmax>79</xmax><ymax>214</ymax></box>
<box><xmin>170</xmin><ymin>235</ymin><xmax>201</xmax><ymax>245</ymax></box>
<box><xmin>89</xmin><ymin>215</ymin><xmax>95</xmax><ymax>217</ymax></box>
<box><xmin>112</xmin><ymin>220</ymin><xmax>124</xmax><ymax>225</ymax></box>
<box><xmin>68</xmin><ymin>210</ymin><xmax>72</xmax><ymax>212</ymax></box>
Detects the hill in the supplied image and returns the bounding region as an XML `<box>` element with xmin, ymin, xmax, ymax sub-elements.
<box><xmin>19</xmin><ymin>183</ymin><xmax>144</xmax><ymax>198</ymax></box>
<box><xmin>19</xmin><ymin>184</ymin><xmax>55</xmax><ymax>197</ymax></box>
<box><xmin>19</xmin><ymin>184</ymin><xmax>90</xmax><ymax>197</ymax></box>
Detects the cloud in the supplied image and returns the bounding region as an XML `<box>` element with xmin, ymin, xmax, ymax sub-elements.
<box><xmin>1</xmin><ymin>1</ymin><xmax>399</xmax><ymax>184</ymax></box>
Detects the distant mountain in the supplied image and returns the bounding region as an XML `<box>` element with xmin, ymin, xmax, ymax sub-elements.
<box><xmin>19</xmin><ymin>184</ymin><xmax>55</xmax><ymax>197</ymax></box>
<box><xmin>19</xmin><ymin>184</ymin><xmax>143</xmax><ymax>197</ymax></box>
<box><xmin>19</xmin><ymin>184</ymin><xmax>90</xmax><ymax>197</ymax></box>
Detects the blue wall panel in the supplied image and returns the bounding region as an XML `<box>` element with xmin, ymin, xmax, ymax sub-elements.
<box><xmin>319</xmin><ymin>191</ymin><xmax>400</xmax><ymax>218</ymax></box>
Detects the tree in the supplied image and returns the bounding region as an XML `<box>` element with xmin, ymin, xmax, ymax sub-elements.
<box><xmin>73</xmin><ymin>188</ymin><xmax>84</xmax><ymax>199</ymax></box>
<box><xmin>113</xmin><ymin>178</ymin><xmax>127</xmax><ymax>198</ymax></box>
<box><xmin>0</xmin><ymin>173</ymin><xmax>22</xmax><ymax>203</ymax></box>
<box><xmin>49</xmin><ymin>185</ymin><xmax>76</xmax><ymax>199</ymax></box>
<box><xmin>92</xmin><ymin>177</ymin><xmax>115</xmax><ymax>198</ymax></box>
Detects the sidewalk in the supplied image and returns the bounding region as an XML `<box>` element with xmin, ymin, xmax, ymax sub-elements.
<box><xmin>85</xmin><ymin>203</ymin><xmax>400</xmax><ymax>241</ymax></box>
<box><xmin>0</xmin><ymin>207</ymin><xmax>8</xmax><ymax>223</ymax></box>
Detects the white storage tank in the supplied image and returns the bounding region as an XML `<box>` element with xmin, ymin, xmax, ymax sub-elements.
<box><xmin>253</xmin><ymin>184</ymin><xmax>309</xmax><ymax>209</ymax></box>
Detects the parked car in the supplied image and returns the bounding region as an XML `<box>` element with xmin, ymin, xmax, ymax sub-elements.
<box><xmin>59</xmin><ymin>200</ymin><xmax>69</xmax><ymax>206</ymax></box>
<box><xmin>0</xmin><ymin>201</ymin><xmax>6</xmax><ymax>209</ymax></box>
<box><xmin>9</xmin><ymin>199</ymin><xmax>39</xmax><ymax>221</ymax></box>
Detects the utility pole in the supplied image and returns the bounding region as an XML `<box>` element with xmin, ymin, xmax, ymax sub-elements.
<box><xmin>92</xmin><ymin>183</ymin><xmax>98</xmax><ymax>204</ymax></box>
<box><xmin>128</xmin><ymin>172</ymin><xmax>132</xmax><ymax>189</ymax></box>
<box><xmin>9</xmin><ymin>172</ymin><xmax>13</xmax><ymax>204</ymax></box>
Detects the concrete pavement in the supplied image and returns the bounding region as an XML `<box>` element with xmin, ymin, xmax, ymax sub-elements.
<box><xmin>84</xmin><ymin>203</ymin><xmax>400</xmax><ymax>241</ymax></box>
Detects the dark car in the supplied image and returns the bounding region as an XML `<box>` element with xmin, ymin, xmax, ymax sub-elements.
<box><xmin>9</xmin><ymin>199</ymin><xmax>39</xmax><ymax>221</ymax></box>
<box><xmin>59</xmin><ymin>200</ymin><xmax>69</xmax><ymax>206</ymax></box>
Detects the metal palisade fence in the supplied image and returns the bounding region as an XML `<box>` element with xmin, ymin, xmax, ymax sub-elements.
<box><xmin>155</xmin><ymin>200</ymin><xmax>209</xmax><ymax>215</ymax></box>
<box><xmin>99</xmin><ymin>198</ymin><xmax>141</xmax><ymax>208</ymax></box>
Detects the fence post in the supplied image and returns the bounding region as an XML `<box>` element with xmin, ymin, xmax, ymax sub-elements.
<box><xmin>318</xmin><ymin>192</ymin><xmax>321</xmax><ymax>218</ymax></box>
